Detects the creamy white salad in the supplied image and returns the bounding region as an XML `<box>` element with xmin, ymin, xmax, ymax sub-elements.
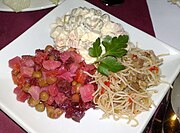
<box><xmin>50</xmin><ymin>7</ymin><xmax>128</xmax><ymax>64</ymax></box>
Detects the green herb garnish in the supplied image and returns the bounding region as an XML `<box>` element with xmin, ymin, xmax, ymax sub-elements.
<box><xmin>88</xmin><ymin>35</ymin><xmax>129</xmax><ymax>76</ymax></box>
<box><xmin>89</xmin><ymin>38</ymin><xmax>102</xmax><ymax>58</ymax></box>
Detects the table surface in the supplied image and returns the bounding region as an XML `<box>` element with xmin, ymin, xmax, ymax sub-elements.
<box><xmin>0</xmin><ymin>0</ymin><xmax>179</xmax><ymax>133</ymax></box>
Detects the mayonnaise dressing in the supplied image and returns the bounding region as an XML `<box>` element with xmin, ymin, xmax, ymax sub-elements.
<box><xmin>50</xmin><ymin>7</ymin><xmax>127</xmax><ymax>64</ymax></box>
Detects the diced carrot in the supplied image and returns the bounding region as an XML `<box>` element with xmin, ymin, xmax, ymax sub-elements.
<box><xmin>104</xmin><ymin>81</ymin><xmax>111</xmax><ymax>87</ymax></box>
<box><xmin>100</xmin><ymin>81</ymin><xmax>111</xmax><ymax>94</ymax></box>
<box><xmin>101</xmin><ymin>87</ymin><xmax>105</xmax><ymax>94</ymax></box>
<box><xmin>128</xmin><ymin>98</ymin><xmax>133</xmax><ymax>103</ymax></box>
<box><xmin>74</xmin><ymin>70</ymin><xmax>87</xmax><ymax>84</ymax></box>
<box><xmin>149</xmin><ymin>66</ymin><xmax>159</xmax><ymax>73</ymax></box>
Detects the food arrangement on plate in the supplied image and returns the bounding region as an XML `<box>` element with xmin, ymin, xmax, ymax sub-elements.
<box><xmin>8</xmin><ymin>7</ymin><xmax>169</xmax><ymax>127</ymax></box>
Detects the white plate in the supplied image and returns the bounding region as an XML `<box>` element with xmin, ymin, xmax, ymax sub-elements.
<box><xmin>0</xmin><ymin>0</ymin><xmax>64</xmax><ymax>12</ymax></box>
<box><xmin>0</xmin><ymin>0</ymin><xmax>180</xmax><ymax>132</ymax></box>
<box><xmin>171</xmin><ymin>73</ymin><xmax>180</xmax><ymax>122</ymax></box>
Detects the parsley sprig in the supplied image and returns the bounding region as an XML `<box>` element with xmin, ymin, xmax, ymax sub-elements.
<box><xmin>88</xmin><ymin>35</ymin><xmax>129</xmax><ymax>76</ymax></box>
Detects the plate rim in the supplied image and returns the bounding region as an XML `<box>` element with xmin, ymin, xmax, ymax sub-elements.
<box><xmin>0</xmin><ymin>0</ymin><xmax>64</xmax><ymax>12</ymax></box>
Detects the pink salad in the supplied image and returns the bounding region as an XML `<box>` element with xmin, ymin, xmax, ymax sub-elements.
<box><xmin>9</xmin><ymin>45</ymin><xmax>96</xmax><ymax>122</ymax></box>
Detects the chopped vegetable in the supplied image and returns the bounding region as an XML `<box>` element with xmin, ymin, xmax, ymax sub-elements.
<box><xmin>74</xmin><ymin>70</ymin><xmax>87</xmax><ymax>84</ymax></box>
<box><xmin>149</xmin><ymin>66</ymin><xmax>159</xmax><ymax>73</ymax></box>
<box><xmin>35</xmin><ymin>103</ymin><xmax>45</xmax><ymax>112</ymax></box>
<box><xmin>79</xmin><ymin>84</ymin><xmax>95</xmax><ymax>102</ymax></box>
<box><xmin>101</xmin><ymin>81</ymin><xmax>111</xmax><ymax>94</ymax></box>
<box><xmin>9</xmin><ymin>45</ymin><xmax>96</xmax><ymax>122</ymax></box>
<box><xmin>128</xmin><ymin>98</ymin><xmax>133</xmax><ymax>103</ymax></box>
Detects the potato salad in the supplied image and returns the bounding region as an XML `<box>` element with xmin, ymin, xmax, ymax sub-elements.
<box><xmin>50</xmin><ymin>7</ymin><xmax>128</xmax><ymax>64</ymax></box>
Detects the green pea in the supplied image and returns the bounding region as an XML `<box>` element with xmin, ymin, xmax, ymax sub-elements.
<box><xmin>40</xmin><ymin>91</ymin><xmax>49</xmax><ymax>102</ymax></box>
<box><xmin>35</xmin><ymin>103</ymin><xmax>45</xmax><ymax>112</ymax></box>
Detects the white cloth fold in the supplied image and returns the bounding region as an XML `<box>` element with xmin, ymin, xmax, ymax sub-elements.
<box><xmin>147</xmin><ymin>0</ymin><xmax>180</xmax><ymax>50</ymax></box>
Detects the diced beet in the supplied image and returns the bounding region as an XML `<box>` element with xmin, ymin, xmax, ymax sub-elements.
<box><xmin>49</xmin><ymin>49</ymin><xmax>61</xmax><ymax>61</ymax></box>
<box><xmin>28</xmin><ymin>86</ymin><xmax>41</xmax><ymax>101</ymax></box>
<box><xmin>81</xmin><ymin>61</ymin><xmax>96</xmax><ymax>72</ymax></box>
<box><xmin>48</xmin><ymin>84</ymin><xmax>58</xmax><ymax>97</ymax></box>
<box><xmin>60</xmin><ymin>51</ymin><xmax>82</xmax><ymax>64</ymax></box>
<box><xmin>8</xmin><ymin>56</ymin><xmax>21</xmax><ymax>70</ymax></box>
<box><xmin>42</xmin><ymin>60</ymin><xmax>61</xmax><ymax>70</ymax></box>
<box><xmin>40</xmin><ymin>86</ymin><xmax>49</xmax><ymax>92</ymax></box>
<box><xmin>14</xmin><ymin>87</ymin><xmax>29</xmax><ymax>102</ymax></box>
<box><xmin>13</xmin><ymin>86</ymin><xmax>22</xmax><ymax>94</ymax></box>
<box><xmin>34</xmin><ymin>64</ymin><xmax>42</xmax><ymax>71</ymax></box>
<box><xmin>79</xmin><ymin>84</ymin><xmax>95</xmax><ymax>103</ymax></box>
<box><xmin>24</xmin><ymin>59</ymin><xmax>35</xmax><ymax>67</ymax></box>
<box><xmin>72</xmin><ymin>109</ymin><xmax>85</xmax><ymax>122</ymax></box>
<box><xmin>60</xmin><ymin>51</ymin><xmax>71</xmax><ymax>63</ymax></box>
<box><xmin>59</xmin><ymin>72</ymin><xmax>74</xmax><ymax>83</ymax></box>
<box><xmin>69</xmin><ymin>63</ymin><xmax>79</xmax><ymax>74</ymax></box>
<box><xmin>59</xmin><ymin>99</ymin><xmax>71</xmax><ymax>110</ymax></box>
<box><xmin>57</xmin><ymin>66</ymin><xmax>67</xmax><ymax>75</ymax></box>
<box><xmin>71</xmin><ymin>85</ymin><xmax>77</xmax><ymax>94</ymax></box>
<box><xmin>65</xmin><ymin>57</ymin><xmax>74</xmax><ymax>66</ymax></box>
<box><xmin>43</xmin><ymin>69</ymin><xmax>59</xmax><ymax>78</ymax></box>
<box><xmin>55</xmin><ymin>92</ymin><xmax>67</xmax><ymax>105</ymax></box>
<box><xmin>34</xmin><ymin>51</ymin><xmax>48</xmax><ymax>64</ymax></box>
<box><xmin>21</xmin><ymin>56</ymin><xmax>35</xmax><ymax>67</ymax></box>
<box><xmin>57</xmin><ymin>79</ymin><xmax>71</xmax><ymax>97</ymax></box>
<box><xmin>9</xmin><ymin>46</ymin><xmax>97</xmax><ymax>123</ymax></box>
<box><xmin>65</xmin><ymin>107</ymin><xmax>85</xmax><ymax>122</ymax></box>
<box><xmin>29</xmin><ymin>78</ymin><xmax>38</xmax><ymax>86</ymax></box>
<box><xmin>20</xmin><ymin>66</ymin><xmax>34</xmax><ymax>77</ymax></box>
<box><xmin>69</xmin><ymin>51</ymin><xmax>82</xmax><ymax>64</ymax></box>
<box><xmin>64</xmin><ymin>107</ymin><xmax>73</xmax><ymax>118</ymax></box>
<box><xmin>16</xmin><ymin>91</ymin><xmax>29</xmax><ymax>102</ymax></box>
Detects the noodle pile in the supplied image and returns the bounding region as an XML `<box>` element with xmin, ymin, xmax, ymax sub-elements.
<box><xmin>88</xmin><ymin>43</ymin><xmax>164</xmax><ymax>126</ymax></box>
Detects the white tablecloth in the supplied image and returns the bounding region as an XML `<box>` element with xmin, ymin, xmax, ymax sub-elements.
<box><xmin>147</xmin><ymin>0</ymin><xmax>180</xmax><ymax>50</ymax></box>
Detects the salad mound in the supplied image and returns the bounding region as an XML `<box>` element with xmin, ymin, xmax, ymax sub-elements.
<box><xmin>9</xmin><ymin>45</ymin><xmax>96</xmax><ymax>122</ymax></box>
